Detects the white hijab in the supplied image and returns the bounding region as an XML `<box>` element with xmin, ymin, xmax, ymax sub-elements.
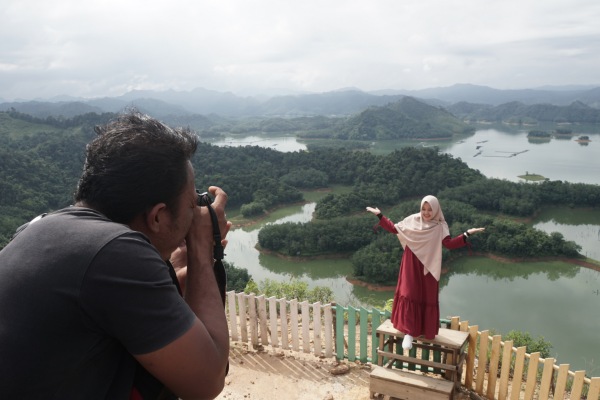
<box><xmin>394</xmin><ymin>195</ymin><xmax>450</xmax><ymax>281</ymax></box>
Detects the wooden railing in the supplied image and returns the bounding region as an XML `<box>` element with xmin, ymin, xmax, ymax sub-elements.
<box><xmin>226</xmin><ymin>291</ymin><xmax>335</xmax><ymax>357</ymax></box>
<box><xmin>226</xmin><ymin>291</ymin><xmax>600</xmax><ymax>399</ymax></box>
<box><xmin>446</xmin><ymin>316</ymin><xmax>600</xmax><ymax>400</ymax></box>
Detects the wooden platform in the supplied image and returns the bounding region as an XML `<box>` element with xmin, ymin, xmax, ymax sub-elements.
<box><xmin>376</xmin><ymin>319</ymin><xmax>469</xmax><ymax>388</ymax></box>
<box><xmin>370</xmin><ymin>365</ymin><xmax>454</xmax><ymax>400</ymax></box>
<box><xmin>377</xmin><ymin>319</ymin><xmax>469</xmax><ymax>351</ymax></box>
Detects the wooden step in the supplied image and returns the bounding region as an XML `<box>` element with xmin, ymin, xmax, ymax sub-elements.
<box><xmin>370</xmin><ymin>365</ymin><xmax>454</xmax><ymax>400</ymax></box>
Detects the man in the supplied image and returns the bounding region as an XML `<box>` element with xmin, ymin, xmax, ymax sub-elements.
<box><xmin>0</xmin><ymin>112</ymin><xmax>230</xmax><ymax>399</ymax></box>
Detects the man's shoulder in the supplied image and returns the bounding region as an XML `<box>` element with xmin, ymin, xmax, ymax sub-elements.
<box><xmin>12</xmin><ymin>207</ymin><xmax>148</xmax><ymax>250</ymax></box>
<box><xmin>46</xmin><ymin>207</ymin><xmax>132</xmax><ymax>233</ymax></box>
<box><xmin>52</xmin><ymin>206</ymin><xmax>116</xmax><ymax>221</ymax></box>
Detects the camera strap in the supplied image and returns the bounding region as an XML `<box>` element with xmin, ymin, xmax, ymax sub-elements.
<box><xmin>203</xmin><ymin>201</ymin><xmax>230</xmax><ymax>377</ymax></box>
<box><xmin>204</xmin><ymin>203</ymin><xmax>227</xmax><ymax>306</ymax></box>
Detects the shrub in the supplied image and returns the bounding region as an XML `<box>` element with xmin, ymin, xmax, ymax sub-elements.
<box><xmin>504</xmin><ymin>330</ymin><xmax>553</xmax><ymax>358</ymax></box>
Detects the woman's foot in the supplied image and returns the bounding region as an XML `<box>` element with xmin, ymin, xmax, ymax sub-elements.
<box><xmin>402</xmin><ymin>334</ymin><xmax>413</xmax><ymax>350</ymax></box>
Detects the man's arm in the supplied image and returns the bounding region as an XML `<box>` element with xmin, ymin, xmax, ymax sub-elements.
<box><xmin>135</xmin><ymin>186</ymin><xmax>231</xmax><ymax>399</ymax></box>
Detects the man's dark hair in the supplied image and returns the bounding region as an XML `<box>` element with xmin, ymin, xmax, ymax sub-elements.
<box><xmin>74</xmin><ymin>111</ymin><xmax>198</xmax><ymax>224</ymax></box>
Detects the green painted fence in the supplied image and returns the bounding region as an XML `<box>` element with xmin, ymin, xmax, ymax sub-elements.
<box><xmin>334</xmin><ymin>304</ymin><xmax>390</xmax><ymax>363</ymax></box>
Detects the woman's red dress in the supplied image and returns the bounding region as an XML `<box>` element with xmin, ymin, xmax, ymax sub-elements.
<box><xmin>379</xmin><ymin>216</ymin><xmax>467</xmax><ymax>339</ymax></box>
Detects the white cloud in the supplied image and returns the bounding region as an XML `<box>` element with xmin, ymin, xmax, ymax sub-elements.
<box><xmin>1</xmin><ymin>0</ymin><xmax>600</xmax><ymax>100</ymax></box>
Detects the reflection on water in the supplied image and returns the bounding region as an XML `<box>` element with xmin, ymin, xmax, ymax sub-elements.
<box><xmin>535</xmin><ymin>222</ymin><xmax>600</xmax><ymax>261</ymax></box>
<box><xmin>441</xmin><ymin>257</ymin><xmax>580</xmax><ymax>286</ymax></box>
<box><xmin>532</xmin><ymin>207</ymin><xmax>600</xmax><ymax>262</ymax></box>
<box><xmin>440</xmin><ymin>257</ymin><xmax>600</xmax><ymax>373</ymax></box>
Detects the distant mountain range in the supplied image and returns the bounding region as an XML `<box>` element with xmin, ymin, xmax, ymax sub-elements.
<box><xmin>447</xmin><ymin>100</ymin><xmax>600</xmax><ymax>124</ymax></box>
<box><xmin>1</xmin><ymin>83</ymin><xmax>599</xmax><ymax>119</ymax></box>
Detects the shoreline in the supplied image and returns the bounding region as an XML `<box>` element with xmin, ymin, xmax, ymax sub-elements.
<box><xmin>347</xmin><ymin>252</ymin><xmax>600</xmax><ymax>292</ymax></box>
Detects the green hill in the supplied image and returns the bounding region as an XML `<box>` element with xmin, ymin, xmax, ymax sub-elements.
<box><xmin>0</xmin><ymin>112</ymin><xmax>114</xmax><ymax>245</ymax></box>
<box><xmin>336</xmin><ymin>96</ymin><xmax>474</xmax><ymax>140</ymax></box>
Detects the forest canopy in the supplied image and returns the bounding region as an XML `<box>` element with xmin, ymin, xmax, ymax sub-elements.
<box><xmin>1</xmin><ymin>110</ymin><xmax>597</xmax><ymax>287</ymax></box>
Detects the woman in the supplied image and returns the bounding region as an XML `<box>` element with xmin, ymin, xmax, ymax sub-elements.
<box><xmin>366</xmin><ymin>195</ymin><xmax>484</xmax><ymax>350</ymax></box>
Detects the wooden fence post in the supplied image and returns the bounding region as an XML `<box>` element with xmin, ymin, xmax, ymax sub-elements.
<box><xmin>227</xmin><ymin>291</ymin><xmax>238</xmax><ymax>341</ymax></box>
<box><xmin>347</xmin><ymin>306</ymin><xmax>356</xmax><ymax>362</ymax></box>
<box><xmin>258</xmin><ymin>295</ymin><xmax>268</xmax><ymax>346</ymax></box>
<box><xmin>290</xmin><ymin>299</ymin><xmax>299</xmax><ymax>351</ymax></box>
<box><xmin>450</xmin><ymin>316</ymin><xmax>460</xmax><ymax>330</ymax></box>
<box><xmin>523</xmin><ymin>352</ymin><xmax>540</xmax><ymax>400</ymax></box>
<box><xmin>487</xmin><ymin>335</ymin><xmax>501</xmax><ymax>398</ymax></box>
<box><xmin>268</xmin><ymin>296</ymin><xmax>278</xmax><ymax>348</ymax></box>
<box><xmin>248</xmin><ymin>293</ymin><xmax>259</xmax><ymax>348</ymax></box>
<box><xmin>498</xmin><ymin>339</ymin><xmax>513</xmax><ymax>400</ymax></box>
<box><xmin>301</xmin><ymin>301</ymin><xmax>310</xmax><ymax>353</ymax></box>
<box><xmin>465</xmin><ymin>325</ymin><xmax>478</xmax><ymax>390</ymax></box>
<box><xmin>323</xmin><ymin>303</ymin><xmax>333</xmax><ymax>358</ymax></box>
<box><xmin>570</xmin><ymin>370</ymin><xmax>586</xmax><ymax>400</ymax></box>
<box><xmin>510</xmin><ymin>346</ymin><xmax>526</xmax><ymax>400</ymax></box>
<box><xmin>238</xmin><ymin>292</ymin><xmax>248</xmax><ymax>343</ymax></box>
<box><xmin>370</xmin><ymin>309</ymin><xmax>384</xmax><ymax>363</ymax></box>
<box><xmin>335</xmin><ymin>304</ymin><xmax>345</xmax><ymax>361</ymax></box>
<box><xmin>359</xmin><ymin>307</ymin><xmax>369</xmax><ymax>362</ymax></box>
<box><xmin>553</xmin><ymin>364</ymin><xmax>570</xmax><ymax>399</ymax></box>
<box><xmin>313</xmin><ymin>302</ymin><xmax>322</xmax><ymax>356</ymax></box>
<box><xmin>279</xmin><ymin>298</ymin><xmax>288</xmax><ymax>349</ymax></box>
<box><xmin>475</xmin><ymin>330</ymin><xmax>489</xmax><ymax>395</ymax></box>
<box><xmin>538</xmin><ymin>357</ymin><xmax>554</xmax><ymax>400</ymax></box>
<box><xmin>588</xmin><ymin>376</ymin><xmax>600</xmax><ymax>400</ymax></box>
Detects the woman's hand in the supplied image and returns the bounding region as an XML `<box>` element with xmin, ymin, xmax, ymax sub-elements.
<box><xmin>467</xmin><ymin>227</ymin><xmax>486</xmax><ymax>235</ymax></box>
<box><xmin>366</xmin><ymin>206</ymin><xmax>381</xmax><ymax>215</ymax></box>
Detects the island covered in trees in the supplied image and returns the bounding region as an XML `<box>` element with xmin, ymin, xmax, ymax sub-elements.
<box><xmin>1</xmin><ymin>110</ymin><xmax>599</xmax><ymax>287</ymax></box>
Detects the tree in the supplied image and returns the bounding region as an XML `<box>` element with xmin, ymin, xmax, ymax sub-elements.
<box><xmin>224</xmin><ymin>261</ymin><xmax>251</xmax><ymax>292</ymax></box>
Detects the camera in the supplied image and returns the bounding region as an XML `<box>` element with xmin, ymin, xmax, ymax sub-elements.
<box><xmin>196</xmin><ymin>190</ymin><xmax>213</xmax><ymax>207</ymax></box>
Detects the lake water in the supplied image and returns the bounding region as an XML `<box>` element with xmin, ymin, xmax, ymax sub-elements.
<box><xmin>212</xmin><ymin>128</ymin><xmax>600</xmax><ymax>372</ymax></box>
<box><xmin>441</xmin><ymin>257</ymin><xmax>600</xmax><ymax>374</ymax></box>
<box><xmin>441</xmin><ymin>128</ymin><xmax>600</xmax><ymax>184</ymax></box>
<box><xmin>213</xmin><ymin>135</ymin><xmax>307</xmax><ymax>153</ymax></box>
<box><xmin>224</xmin><ymin>200</ymin><xmax>600</xmax><ymax>372</ymax></box>
<box><xmin>213</xmin><ymin>128</ymin><xmax>600</xmax><ymax>184</ymax></box>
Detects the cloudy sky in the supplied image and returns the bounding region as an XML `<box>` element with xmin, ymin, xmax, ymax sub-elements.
<box><xmin>2</xmin><ymin>0</ymin><xmax>599</xmax><ymax>100</ymax></box>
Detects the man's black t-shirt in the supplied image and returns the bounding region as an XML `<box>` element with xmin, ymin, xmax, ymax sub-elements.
<box><xmin>0</xmin><ymin>208</ymin><xmax>196</xmax><ymax>399</ymax></box>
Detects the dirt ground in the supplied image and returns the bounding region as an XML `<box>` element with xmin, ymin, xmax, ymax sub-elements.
<box><xmin>216</xmin><ymin>342</ymin><xmax>473</xmax><ymax>400</ymax></box>
<box><xmin>216</xmin><ymin>342</ymin><xmax>373</xmax><ymax>400</ymax></box>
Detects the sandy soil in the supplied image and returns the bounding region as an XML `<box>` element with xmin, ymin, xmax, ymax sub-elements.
<box><xmin>215</xmin><ymin>342</ymin><xmax>473</xmax><ymax>400</ymax></box>
<box><xmin>216</xmin><ymin>342</ymin><xmax>373</xmax><ymax>400</ymax></box>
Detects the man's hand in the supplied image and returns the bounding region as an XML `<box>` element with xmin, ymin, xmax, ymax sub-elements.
<box><xmin>136</xmin><ymin>186</ymin><xmax>231</xmax><ymax>399</ymax></box>
<box><xmin>186</xmin><ymin>186</ymin><xmax>231</xmax><ymax>254</ymax></box>
<box><xmin>170</xmin><ymin>241</ymin><xmax>187</xmax><ymax>272</ymax></box>
<box><xmin>169</xmin><ymin>242</ymin><xmax>188</xmax><ymax>295</ymax></box>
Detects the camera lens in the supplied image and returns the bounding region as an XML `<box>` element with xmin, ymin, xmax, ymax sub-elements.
<box><xmin>196</xmin><ymin>190</ymin><xmax>213</xmax><ymax>207</ymax></box>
